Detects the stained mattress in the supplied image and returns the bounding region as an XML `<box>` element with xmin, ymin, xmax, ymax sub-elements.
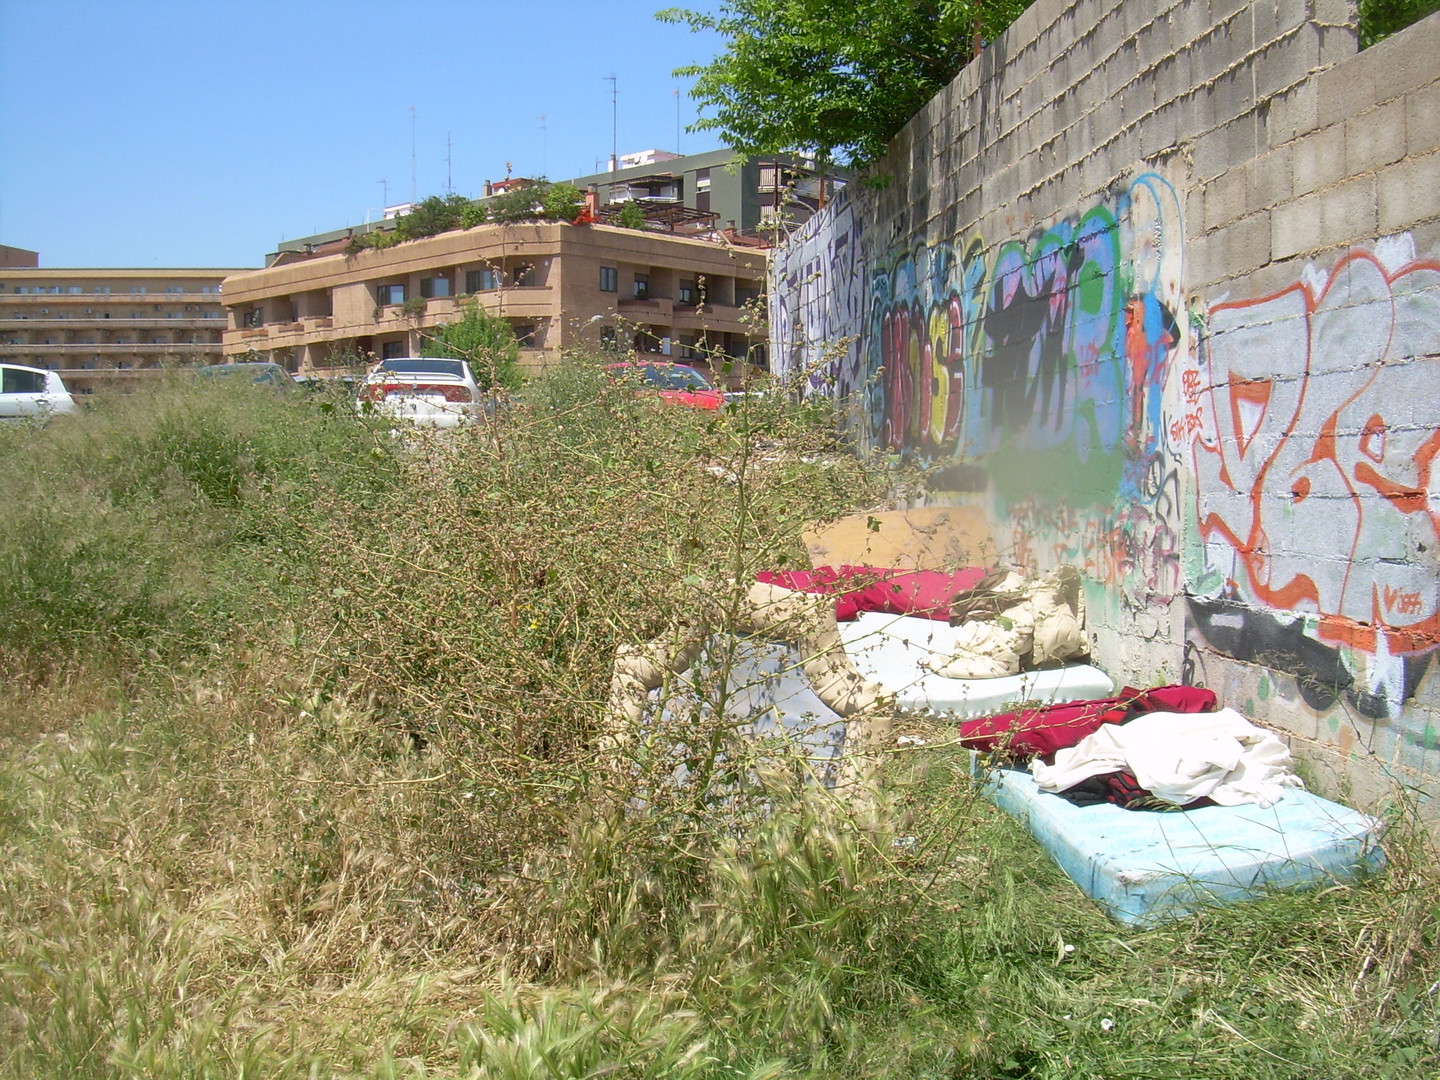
<box><xmin>980</xmin><ymin>761</ymin><xmax>1385</xmax><ymax>925</ymax></box>
<box><xmin>661</xmin><ymin>612</ymin><xmax>1115</xmax><ymax>771</ymax></box>
<box><xmin>838</xmin><ymin>611</ymin><xmax>1114</xmax><ymax>717</ymax></box>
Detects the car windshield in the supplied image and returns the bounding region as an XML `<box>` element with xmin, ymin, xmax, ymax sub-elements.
<box><xmin>639</xmin><ymin>365</ymin><xmax>711</xmax><ymax>391</ymax></box>
<box><xmin>378</xmin><ymin>359</ymin><xmax>466</xmax><ymax>378</ymax></box>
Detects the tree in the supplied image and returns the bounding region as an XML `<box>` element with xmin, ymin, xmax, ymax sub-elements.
<box><xmin>659</xmin><ymin>1</ymin><xmax>1030</xmax><ymax>168</ymax></box>
<box><xmin>487</xmin><ymin>182</ymin><xmax>550</xmax><ymax>224</ymax></box>
<box><xmin>616</xmin><ymin>201</ymin><xmax>647</xmax><ymax>230</ymax></box>
<box><xmin>420</xmin><ymin>300</ymin><xmax>522</xmax><ymax>391</ymax></box>
<box><xmin>541</xmin><ymin>182</ymin><xmax>584</xmax><ymax>220</ymax></box>
<box><xmin>394</xmin><ymin>194</ymin><xmax>476</xmax><ymax>241</ymax></box>
<box><xmin>1359</xmin><ymin>0</ymin><xmax>1440</xmax><ymax>47</ymax></box>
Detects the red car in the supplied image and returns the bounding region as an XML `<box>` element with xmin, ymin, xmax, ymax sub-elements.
<box><xmin>604</xmin><ymin>361</ymin><xmax>726</xmax><ymax>411</ymax></box>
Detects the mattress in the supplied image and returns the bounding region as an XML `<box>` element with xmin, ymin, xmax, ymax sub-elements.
<box><xmin>660</xmin><ymin>614</ymin><xmax>1115</xmax><ymax>774</ymax></box>
<box><xmin>980</xmin><ymin>760</ymin><xmax>1386</xmax><ymax>925</ymax></box>
<box><xmin>838</xmin><ymin>611</ymin><xmax>1114</xmax><ymax>717</ymax></box>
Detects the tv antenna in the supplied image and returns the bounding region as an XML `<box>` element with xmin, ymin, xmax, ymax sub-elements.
<box><xmin>605</xmin><ymin>74</ymin><xmax>617</xmax><ymax>172</ymax></box>
<box><xmin>409</xmin><ymin>105</ymin><xmax>417</xmax><ymax>202</ymax></box>
<box><xmin>539</xmin><ymin>114</ymin><xmax>547</xmax><ymax>176</ymax></box>
<box><xmin>674</xmin><ymin>87</ymin><xmax>681</xmax><ymax>155</ymax></box>
<box><xmin>445</xmin><ymin>132</ymin><xmax>453</xmax><ymax>194</ymax></box>
<box><xmin>379</xmin><ymin>178</ymin><xmax>389</xmax><ymax>208</ymax></box>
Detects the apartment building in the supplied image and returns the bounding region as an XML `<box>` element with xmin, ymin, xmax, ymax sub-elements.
<box><xmin>0</xmin><ymin>265</ymin><xmax>249</xmax><ymax>391</ymax></box>
<box><xmin>570</xmin><ymin>148</ymin><xmax>839</xmax><ymax>240</ymax></box>
<box><xmin>220</xmin><ymin>221</ymin><xmax>768</xmax><ymax>378</ymax></box>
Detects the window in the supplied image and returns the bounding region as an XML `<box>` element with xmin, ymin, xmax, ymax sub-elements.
<box><xmin>381</xmin><ymin>340</ymin><xmax>405</xmax><ymax>359</ymax></box>
<box><xmin>736</xmin><ymin>286</ymin><xmax>761</xmax><ymax>307</ymax></box>
<box><xmin>129</xmin><ymin>285</ymin><xmax>147</xmax><ymax>294</ymax></box>
<box><xmin>512</xmin><ymin>264</ymin><xmax>535</xmax><ymax>287</ymax></box>
<box><xmin>513</xmin><ymin>323</ymin><xmax>538</xmax><ymax>347</ymax></box>
<box><xmin>465</xmin><ymin>268</ymin><xmax>500</xmax><ymax>293</ymax></box>
<box><xmin>599</xmin><ymin>266</ymin><xmax>617</xmax><ymax>292</ymax></box>
<box><xmin>694</xmin><ymin>168</ymin><xmax>711</xmax><ymax>191</ymax></box>
<box><xmin>420</xmin><ymin>275</ymin><xmax>451</xmax><ymax>299</ymax></box>
<box><xmin>67</xmin><ymin>286</ymin><xmax>82</xmax><ymax>294</ymax></box>
<box><xmin>633</xmin><ymin>274</ymin><xmax>649</xmax><ymax>300</ymax></box>
<box><xmin>600</xmin><ymin>326</ymin><xmax>617</xmax><ymax>348</ymax></box>
<box><xmin>243</xmin><ymin>308</ymin><xmax>263</xmax><ymax>328</ymax></box>
<box><xmin>2</xmin><ymin>367</ymin><xmax>45</xmax><ymax>394</ymax></box>
<box><xmin>678</xmin><ymin>280</ymin><xmax>696</xmax><ymax>305</ymax></box>
<box><xmin>93</xmin><ymin>286</ymin><xmax>111</xmax><ymax>294</ymax></box>
<box><xmin>377</xmin><ymin>283</ymin><xmax>406</xmax><ymax>305</ymax></box>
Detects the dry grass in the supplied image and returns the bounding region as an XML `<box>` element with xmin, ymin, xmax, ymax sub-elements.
<box><xmin>0</xmin><ymin>364</ymin><xmax>1436</xmax><ymax>1077</ymax></box>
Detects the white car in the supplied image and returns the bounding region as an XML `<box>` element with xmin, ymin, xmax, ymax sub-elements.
<box><xmin>0</xmin><ymin>363</ymin><xmax>77</xmax><ymax>421</ymax></box>
<box><xmin>357</xmin><ymin>357</ymin><xmax>481</xmax><ymax>428</ymax></box>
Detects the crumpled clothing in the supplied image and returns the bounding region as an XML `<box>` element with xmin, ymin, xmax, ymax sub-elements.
<box><xmin>1030</xmin><ymin>708</ymin><xmax>1304</xmax><ymax>808</ymax></box>
<box><xmin>959</xmin><ymin>684</ymin><xmax>1218</xmax><ymax>758</ymax></box>
<box><xmin>923</xmin><ymin>565</ymin><xmax>1088</xmax><ymax>679</ymax></box>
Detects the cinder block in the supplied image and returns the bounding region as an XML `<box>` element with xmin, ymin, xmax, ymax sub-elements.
<box><xmin>1211</xmin><ymin>65</ymin><xmax>1258</xmax><ymax>127</ymax></box>
<box><xmin>1406</xmin><ymin>79</ymin><xmax>1440</xmax><ymax>158</ymax></box>
<box><xmin>1245</xmin><ymin>145</ymin><xmax>1294</xmax><ymax>208</ymax></box>
<box><xmin>1315</xmin><ymin>21</ymin><xmax>1361</xmax><ymax>68</ymax></box>
<box><xmin>1378</xmin><ymin>151</ymin><xmax>1440</xmax><ymax>233</ymax></box>
<box><xmin>1132</xmin><ymin>13</ymin><xmax>1163</xmax><ymax>69</ymax></box>
<box><xmin>1093</xmin><ymin>95</ymin><xmax>1123</xmax><ymax>145</ymax></box>
<box><xmin>1254</xmin><ymin>28</ymin><xmax>1322</xmax><ymax>103</ymax></box>
<box><xmin>1256</xmin><ymin>0</ymin><xmax>1313</xmax><ymax>43</ymax></box>
<box><xmin>1273</xmin><ymin>190</ymin><xmax>1329</xmax><ymax>259</ymax></box>
<box><xmin>1290</xmin><ymin>121</ymin><xmax>1346</xmax><ymax>197</ymax></box>
<box><xmin>1308</xmin><ymin>0</ymin><xmax>1357</xmax><ymax>28</ymax></box>
<box><xmin>1107</xmin><ymin>39</ymin><xmax>1141</xmax><ymax>98</ymax></box>
<box><xmin>1204</xmin><ymin>163</ymin><xmax>1249</xmax><ymax>229</ymax></box>
<box><xmin>1265</xmin><ymin>77</ymin><xmax>1320</xmax><ymax>147</ymax></box>
<box><xmin>1139</xmin><ymin>98</ymin><xmax>1181</xmax><ymax>156</ymax></box>
<box><xmin>1345</xmin><ymin>98</ymin><xmax>1407</xmax><ymax>178</ymax></box>
<box><xmin>1315</xmin><ymin>50</ymin><xmax>1377</xmax><ymax>128</ymax></box>
<box><xmin>1219</xmin><ymin>210</ymin><xmax>1273</xmax><ymax>274</ymax></box>
<box><xmin>1171</xmin><ymin>0</ymin><xmax>1210</xmax><ymax>52</ymax></box>
<box><xmin>1318</xmin><ymin>173</ymin><xmax>1379</xmax><ymax>246</ymax></box>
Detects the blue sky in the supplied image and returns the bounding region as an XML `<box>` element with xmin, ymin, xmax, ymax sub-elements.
<box><xmin>0</xmin><ymin>0</ymin><xmax>725</xmax><ymax>268</ymax></box>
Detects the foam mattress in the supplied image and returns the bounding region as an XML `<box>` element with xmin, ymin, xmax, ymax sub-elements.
<box><xmin>838</xmin><ymin>611</ymin><xmax>1114</xmax><ymax>717</ymax></box>
<box><xmin>981</xmin><ymin>761</ymin><xmax>1385</xmax><ymax>925</ymax></box>
<box><xmin>664</xmin><ymin>613</ymin><xmax>1114</xmax><ymax>769</ymax></box>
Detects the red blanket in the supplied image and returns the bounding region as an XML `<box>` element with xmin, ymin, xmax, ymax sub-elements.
<box><xmin>755</xmin><ymin>565</ymin><xmax>991</xmax><ymax>623</ymax></box>
<box><xmin>959</xmin><ymin>684</ymin><xmax>1218</xmax><ymax>758</ymax></box>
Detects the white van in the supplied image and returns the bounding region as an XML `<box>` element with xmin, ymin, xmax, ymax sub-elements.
<box><xmin>0</xmin><ymin>364</ymin><xmax>77</xmax><ymax>420</ymax></box>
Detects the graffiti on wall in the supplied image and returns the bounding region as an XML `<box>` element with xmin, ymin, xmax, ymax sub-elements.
<box><xmin>1184</xmin><ymin>235</ymin><xmax>1440</xmax><ymax>738</ymax></box>
<box><xmin>858</xmin><ymin>173</ymin><xmax>1188</xmax><ymax>605</ymax></box>
<box><xmin>770</xmin><ymin>190</ymin><xmax>869</xmax><ymax>402</ymax></box>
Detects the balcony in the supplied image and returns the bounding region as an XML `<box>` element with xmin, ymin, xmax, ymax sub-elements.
<box><xmin>617</xmin><ymin>295</ymin><xmax>674</xmax><ymax>318</ymax></box>
<box><xmin>0</xmin><ymin>341</ymin><xmax>220</xmax><ymax>357</ymax></box>
<box><xmin>0</xmin><ymin>317</ymin><xmax>214</xmax><ymax>331</ymax></box>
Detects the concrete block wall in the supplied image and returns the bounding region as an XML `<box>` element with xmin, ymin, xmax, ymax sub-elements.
<box><xmin>770</xmin><ymin>2</ymin><xmax>1440</xmax><ymax>813</ymax></box>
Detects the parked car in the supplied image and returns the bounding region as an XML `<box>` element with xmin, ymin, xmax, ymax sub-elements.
<box><xmin>0</xmin><ymin>363</ymin><xmax>77</xmax><ymax>420</ymax></box>
<box><xmin>294</xmin><ymin>373</ymin><xmax>361</xmax><ymax>396</ymax></box>
<box><xmin>195</xmin><ymin>362</ymin><xmax>296</xmax><ymax>390</ymax></box>
<box><xmin>604</xmin><ymin>361</ymin><xmax>726</xmax><ymax>411</ymax></box>
<box><xmin>356</xmin><ymin>357</ymin><xmax>482</xmax><ymax>428</ymax></box>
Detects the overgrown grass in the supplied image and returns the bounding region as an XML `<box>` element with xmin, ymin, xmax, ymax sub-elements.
<box><xmin>0</xmin><ymin>361</ymin><xmax>1436</xmax><ymax>1077</ymax></box>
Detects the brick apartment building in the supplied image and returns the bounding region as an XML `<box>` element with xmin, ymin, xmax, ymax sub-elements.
<box><xmin>220</xmin><ymin>221</ymin><xmax>769</xmax><ymax>377</ymax></box>
<box><xmin>0</xmin><ymin>248</ymin><xmax>250</xmax><ymax>391</ymax></box>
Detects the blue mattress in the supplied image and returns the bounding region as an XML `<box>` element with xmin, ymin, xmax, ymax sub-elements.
<box><xmin>980</xmin><ymin>761</ymin><xmax>1386</xmax><ymax>925</ymax></box>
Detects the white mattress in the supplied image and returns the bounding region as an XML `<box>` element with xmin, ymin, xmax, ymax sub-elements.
<box><xmin>837</xmin><ymin>612</ymin><xmax>1114</xmax><ymax>718</ymax></box>
<box><xmin>660</xmin><ymin>614</ymin><xmax>1114</xmax><ymax>771</ymax></box>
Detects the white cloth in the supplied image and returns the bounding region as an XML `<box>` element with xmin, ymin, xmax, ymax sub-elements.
<box><xmin>924</xmin><ymin>565</ymin><xmax>1088</xmax><ymax>680</ymax></box>
<box><xmin>1030</xmin><ymin>708</ymin><xmax>1304</xmax><ymax>808</ymax></box>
